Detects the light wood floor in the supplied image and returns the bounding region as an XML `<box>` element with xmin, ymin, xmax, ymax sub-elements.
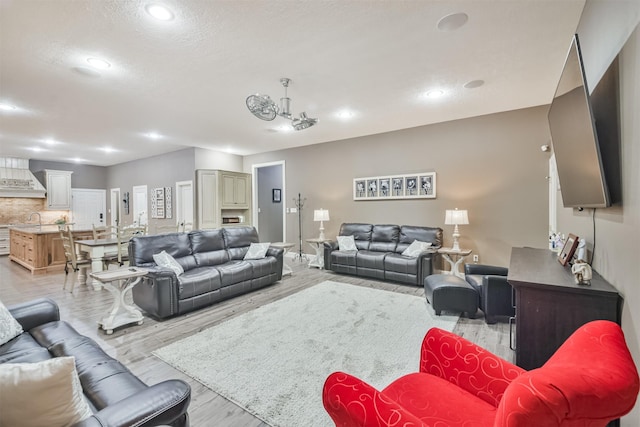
<box><xmin>0</xmin><ymin>255</ymin><xmax>514</xmax><ymax>426</ymax></box>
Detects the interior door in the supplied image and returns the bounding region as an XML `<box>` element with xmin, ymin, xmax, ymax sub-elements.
<box><xmin>255</xmin><ymin>163</ymin><xmax>284</xmax><ymax>243</ymax></box>
<box><xmin>71</xmin><ymin>189</ymin><xmax>106</xmax><ymax>230</ymax></box>
<box><xmin>176</xmin><ymin>180</ymin><xmax>194</xmax><ymax>229</ymax></box>
<box><xmin>132</xmin><ymin>185</ymin><xmax>148</xmax><ymax>226</ymax></box>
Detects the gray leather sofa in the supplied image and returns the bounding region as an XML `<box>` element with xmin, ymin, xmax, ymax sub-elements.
<box><xmin>323</xmin><ymin>223</ymin><xmax>442</xmax><ymax>285</ymax></box>
<box><xmin>0</xmin><ymin>298</ymin><xmax>191</xmax><ymax>427</ymax></box>
<box><xmin>129</xmin><ymin>226</ymin><xmax>283</xmax><ymax>319</ymax></box>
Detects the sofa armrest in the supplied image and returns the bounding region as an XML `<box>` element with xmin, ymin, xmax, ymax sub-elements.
<box><xmin>323</xmin><ymin>372</ymin><xmax>424</xmax><ymax>426</ymax></box>
<box><xmin>482</xmin><ymin>275</ymin><xmax>515</xmax><ymax>322</ymax></box>
<box><xmin>323</xmin><ymin>241</ymin><xmax>339</xmax><ymax>270</ymax></box>
<box><xmin>72</xmin><ymin>380</ymin><xmax>191</xmax><ymax>427</ymax></box>
<box><xmin>8</xmin><ymin>298</ymin><xmax>60</xmax><ymax>331</ymax></box>
<box><xmin>420</xmin><ymin>327</ymin><xmax>525</xmax><ymax>407</ymax></box>
<box><xmin>464</xmin><ymin>263</ymin><xmax>508</xmax><ymax>276</ymax></box>
<box><xmin>131</xmin><ymin>268</ymin><xmax>180</xmax><ymax>319</ymax></box>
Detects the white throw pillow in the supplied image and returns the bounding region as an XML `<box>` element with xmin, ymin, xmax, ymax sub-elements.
<box><xmin>402</xmin><ymin>240</ymin><xmax>432</xmax><ymax>257</ymax></box>
<box><xmin>0</xmin><ymin>356</ymin><xmax>93</xmax><ymax>427</ymax></box>
<box><xmin>0</xmin><ymin>300</ymin><xmax>23</xmax><ymax>346</ymax></box>
<box><xmin>337</xmin><ymin>235</ymin><xmax>358</xmax><ymax>251</ymax></box>
<box><xmin>244</xmin><ymin>242</ymin><xmax>271</xmax><ymax>260</ymax></box>
<box><xmin>153</xmin><ymin>250</ymin><xmax>184</xmax><ymax>276</ymax></box>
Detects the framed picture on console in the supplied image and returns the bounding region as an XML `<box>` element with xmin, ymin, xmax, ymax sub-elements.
<box><xmin>353</xmin><ymin>172</ymin><xmax>436</xmax><ymax>200</ymax></box>
<box><xmin>558</xmin><ymin>233</ymin><xmax>579</xmax><ymax>266</ymax></box>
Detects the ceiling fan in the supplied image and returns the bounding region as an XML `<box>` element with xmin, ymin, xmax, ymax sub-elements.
<box><xmin>246</xmin><ymin>78</ymin><xmax>318</xmax><ymax>130</ymax></box>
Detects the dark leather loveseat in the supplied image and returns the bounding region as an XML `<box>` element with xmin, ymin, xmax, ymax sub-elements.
<box><xmin>129</xmin><ymin>226</ymin><xmax>283</xmax><ymax>319</ymax></box>
<box><xmin>0</xmin><ymin>298</ymin><xmax>191</xmax><ymax>427</ymax></box>
<box><xmin>324</xmin><ymin>223</ymin><xmax>442</xmax><ymax>285</ymax></box>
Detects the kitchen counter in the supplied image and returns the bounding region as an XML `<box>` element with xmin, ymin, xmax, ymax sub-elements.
<box><xmin>9</xmin><ymin>226</ymin><xmax>93</xmax><ymax>274</ymax></box>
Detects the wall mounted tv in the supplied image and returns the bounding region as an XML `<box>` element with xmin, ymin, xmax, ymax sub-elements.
<box><xmin>548</xmin><ymin>34</ymin><xmax>621</xmax><ymax>208</ymax></box>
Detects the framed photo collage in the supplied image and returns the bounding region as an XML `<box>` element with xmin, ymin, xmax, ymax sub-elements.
<box><xmin>353</xmin><ymin>172</ymin><xmax>436</xmax><ymax>200</ymax></box>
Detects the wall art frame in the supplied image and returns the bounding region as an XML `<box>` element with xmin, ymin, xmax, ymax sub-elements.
<box><xmin>353</xmin><ymin>172</ymin><xmax>436</xmax><ymax>200</ymax></box>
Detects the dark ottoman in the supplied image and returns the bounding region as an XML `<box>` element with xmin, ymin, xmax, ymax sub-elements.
<box><xmin>424</xmin><ymin>274</ymin><xmax>479</xmax><ymax>318</ymax></box>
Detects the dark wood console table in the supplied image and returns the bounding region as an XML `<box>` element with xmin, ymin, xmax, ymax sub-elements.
<box><xmin>507</xmin><ymin>247</ymin><xmax>622</xmax><ymax>370</ymax></box>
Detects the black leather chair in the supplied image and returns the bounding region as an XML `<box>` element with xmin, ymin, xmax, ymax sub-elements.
<box><xmin>464</xmin><ymin>264</ymin><xmax>515</xmax><ymax>324</ymax></box>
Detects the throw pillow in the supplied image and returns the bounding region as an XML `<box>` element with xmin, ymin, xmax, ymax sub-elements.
<box><xmin>0</xmin><ymin>299</ymin><xmax>23</xmax><ymax>346</ymax></box>
<box><xmin>152</xmin><ymin>250</ymin><xmax>184</xmax><ymax>276</ymax></box>
<box><xmin>402</xmin><ymin>240</ymin><xmax>432</xmax><ymax>257</ymax></box>
<box><xmin>244</xmin><ymin>242</ymin><xmax>271</xmax><ymax>260</ymax></box>
<box><xmin>337</xmin><ymin>235</ymin><xmax>358</xmax><ymax>251</ymax></box>
<box><xmin>0</xmin><ymin>356</ymin><xmax>93</xmax><ymax>427</ymax></box>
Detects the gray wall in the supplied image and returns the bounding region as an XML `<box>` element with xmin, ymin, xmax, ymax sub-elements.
<box><xmin>30</xmin><ymin>159</ymin><xmax>107</xmax><ymax>189</ymax></box>
<box><xmin>244</xmin><ymin>105</ymin><xmax>550</xmax><ymax>267</ymax></box>
<box><xmin>557</xmin><ymin>2</ymin><xmax>639</xmax><ymax>425</ymax></box>
<box><xmin>257</xmin><ymin>165</ymin><xmax>284</xmax><ymax>243</ymax></box>
<box><xmin>106</xmin><ymin>148</ymin><xmax>196</xmax><ymax>228</ymax></box>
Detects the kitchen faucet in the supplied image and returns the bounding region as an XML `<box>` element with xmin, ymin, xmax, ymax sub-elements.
<box><xmin>27</xmin><ymin>212</ymin><xmax>42</xmax><ymax>227</ymax></box>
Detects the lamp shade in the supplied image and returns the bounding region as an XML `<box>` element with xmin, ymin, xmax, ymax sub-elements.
<box><xmin>314</xmin><ymin>209</ymin><xmax>330</xmax><ymax>222</ymax></box>
<box><xmin>445</xmin><ymin>209</ymin><xmax>469</xmax><ymax>225</ymax></box>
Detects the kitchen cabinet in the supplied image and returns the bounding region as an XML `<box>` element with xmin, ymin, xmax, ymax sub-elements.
<box><xmin>0</xmin><ymin>227</ymin><xmax>9</xmax><ymax>256</ymax></box>
<box><xmin>42</xmin><ymin>169</ymin><xmax>73</xmax><ymax>210</ymax></box>
<box><xmin>196</xmin><ymin>169</ymin><xmax>252</xmax><ymax>230</ymax></box>
<box><xmin>9</xmin><ymin>227</ymin><xmax>92</xmax><ymax>274</ymax></box>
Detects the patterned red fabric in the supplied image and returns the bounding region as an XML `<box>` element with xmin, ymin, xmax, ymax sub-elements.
<box><xmin>323</xmin><ymin>321</ymin><xmax>639</xmax><ymax>427</ymax></box>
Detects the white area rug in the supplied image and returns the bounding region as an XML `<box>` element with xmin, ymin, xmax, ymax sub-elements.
<box><xmin>153</xmin><ymin>281</ymin><xmax>459</xmax><ymax>427</ymax></box>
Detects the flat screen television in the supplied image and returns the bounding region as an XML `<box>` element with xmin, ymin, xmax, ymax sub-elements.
<box><xmin>548</xmin><ymin>34</ymin><xmax>621</xmax><ymax>208</ymax></box>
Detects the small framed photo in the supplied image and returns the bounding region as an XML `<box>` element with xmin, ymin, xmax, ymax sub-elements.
<box><xmin>405</xmin><ymin>176</ymin><xmax>418</xmax><ymax>196</ymax></box>
<box><xmin>354</xmin><ymin>180</ymin><xmax>366</xmax><ymax>199</ymax></box>
<box><xmin>272</xmin><ymin>188</ymin><xmax>281</xmax><ymax>203</ymax></box>
<box><xmin>366</xmin><ymin>179</ymin><xmax>378</xmax><ymax>197</ymax></box>
<box><xmin>558</xmin><ymin>233</ymin><xmax>579</xmax><ymax>266</ymax></box>
<box><xmin>419</xmin><ymin>173</ymin><xmax>436</xmax><ymax>198</ymax></box>
<box><xmin>379</xmin><ymin>178</ymin><xmax>390</xmax><ymax>197</ymax></box>
<box><xmin>391</xmin><ymin>177</ymin><xmax>404</xmax><ymax>197</ymax></box>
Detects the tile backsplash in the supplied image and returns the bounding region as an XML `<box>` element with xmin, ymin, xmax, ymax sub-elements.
<box><xmin>0</xmin><ymin>198</ymin><xmax>69</xmax><ymax>225</ymax></box>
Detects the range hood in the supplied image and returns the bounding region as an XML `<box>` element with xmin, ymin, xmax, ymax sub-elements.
<box><xmin>0</xmin><ymin>157</ymin><xmax>46</xmax><ymax>198</ymax></box>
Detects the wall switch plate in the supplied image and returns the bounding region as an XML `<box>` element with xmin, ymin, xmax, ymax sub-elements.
<box><xmin>286</xmin><ymin>208</ymin><xmax>290</xmax><ymax>214</ymax></box>
<box><xmin>290</xmin><ymin>207</ymin><xmax>297</xmax><ymax>213</ymax></box>
<box><xmin>473</xmin><ymin>254</ymin><xmax>479</xmax><ymax>263</ymax></box>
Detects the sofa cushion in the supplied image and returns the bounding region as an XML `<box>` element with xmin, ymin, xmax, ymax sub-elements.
<box><xmin>130</xmin><ymin>233</ymin><xmax>195</xmax><ymax>268</ymax></box>
<box><xmin>0</xmin><ymin>300</ymin><xmax>23</xmax><ymax>345</ymax></box>
<box><xmin>215</xmin><ymin>260</ymin><xmax>255</xmax><ymax>287</ymax></box>
<box><xmin>331</xmin><ymin>250</ymin><xmax>358</xmax><ymax>267</ymax></box>
<box><xmin>0</xmin><ymin>332</ymin><xmax>51</xmax><ymax>364</ymax></box>
<box><xmin>244</xmin><ymin>257</ymin><xmax>279</xmax><ymax>277</ymax></box>
<box><xmin>385</xmin><ymin>253</ymin><xmax>419</xmax><ymax>275</ymax></box>
<box><xmin>0</xmin><ymin>356</ymin><xmax>93</xmax><ymax>427</ymax></box>
<box><xmin>356</xmin><ymin>250</ymin><xmax>387</xmax><ymax>270</ymax></box>
<box><xmin>224</xmin><ymin>227</ymin><xmax>260</xmax><ymax>260</ymax></box>
<box><xmin>396</xmin><ymin>225</ymin><xmax>442</xmax><ymax>253</ymax></box>
<box><xmin>339</xmin><ymin>223</ymin><xmax>373</xmax><ymax>250</ymax></box>
<box><xmin>369</xmin><ymin>224</ymin><xmax>400</xmax><ymax>252</ymax></box>
<box><xmin>337</xmin><ymin>235</ymin><xmax>358</xmax><ymax>251</ymax></box>
<box><xmin>190</xmin><ymin>229</ymin><xmax>230</xmax><ymax>267</ymax></box>
<box><xmin>179</xmin><ymin>267</ymin><xmax>222</xmax><ymax>299</ymax></box>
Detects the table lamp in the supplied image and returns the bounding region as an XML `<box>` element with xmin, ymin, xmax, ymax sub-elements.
<box><xmin>314</xmin><ymin>209</ymin><xmax>330</xmax><ymax>240</ymax></box>
<box><xmin>444</xmin><ymin>208</ymin><xmax>469</xmax><ymax>251</ymax></box>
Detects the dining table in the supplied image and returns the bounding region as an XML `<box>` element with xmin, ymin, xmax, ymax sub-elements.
<box><xmin>77</xmin><ymin>237</ymin><xmax>124</xmax><ymax>290</ymax></box>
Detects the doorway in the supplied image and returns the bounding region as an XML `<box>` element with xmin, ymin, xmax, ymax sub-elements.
<box><xmin>71</xmin><ymin>189</ymin><xmax>106</xmax><ymax>230</ymax></box>
<box><xmin>110</xmin><ymin>188</ymin><xmax>121</xmax><ymax>227</ymax></box>
<box><xmin>252</xmin><ymin>161</ymin><xmax>285</xmax><ymax>243</ymax></box>
<box><xmin>132</xmin><ymin>185</ymin><xmax>148</xmax><ymax>226</ymax></box>
<box><xmin>175</xmin><ymin>180</ymin><xmax>194</xmax><ymax>229</ymax></box>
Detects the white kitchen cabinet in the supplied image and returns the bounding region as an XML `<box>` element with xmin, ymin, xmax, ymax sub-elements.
<box><xmin>44</xmin><ymin>170</ymin><xmax>73</xmax><ymax>210</ymax></box>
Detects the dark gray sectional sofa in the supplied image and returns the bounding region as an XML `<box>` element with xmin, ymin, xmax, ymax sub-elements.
<box><xmin>129</xmin><ymin>226</ymin><xmax>283</xmax><ymax>319</ymax></box>
<box><xmin>323</xmin><ymin>223</ymin><xmax>442</xmax><ymax>285</ymax></box>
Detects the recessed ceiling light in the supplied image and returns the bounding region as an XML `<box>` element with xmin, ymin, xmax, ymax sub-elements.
<box><xmin>146</xmin><ymin>4</ymin><xmax>174</xmax><ymax>21</ymax></box>
<box><xmin>100</xmin><ymin>146</ymin><xmax>115</xmax><ymax>153</ymax></box>
<box><xmin>43</xmin><ymin>138</ymin><xmax>57</xmax><ymax>145</ymax></box>
<box><xmin>29</xmin><ymin>147</ymin><xmax>43</xmax><ymax>152</ymax></box>
<box><xmin>0</xmin><ymin>103</ymin><xmax>17</xmax><ymax>111</ymax></box>
<box><xmin>424</xmin><ymin>89</ymin><xmax>446</xmax><ymax>99</ymax></box>
<box><xmin>145</xmin><ymin>131</ymin><xmax>161</xmax><ymax>140</ymax></box>
<box><xmin>71</xmin><ymin>158</ymin><xmax>85</xmax><ymax>163</ymax></box>
<box><xmin>463</xmin><ymin>79</ymin><xmax>485</xmax><ymax>89</ymax></box>
<box><xmin>86</xmin><ymin>57</ymin><xmax>111</xmax><ymax>70</ymax></box>
<box><xmin>276</xmin><ymin>124</ymin><xmax>293</xmax><ymax>133</ymax></box>
<box><xmin>437</xmin><ymin>12</ymin><xmax>469</xmax><ymax>31</ymax></box>
<box><xmin>337</xmin><ymin>110</ymin><xmax>355</xmax><ymax>120</ymax></box>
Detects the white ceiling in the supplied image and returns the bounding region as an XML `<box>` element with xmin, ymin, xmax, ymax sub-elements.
<box><xmin>0</xmin><ymin>0</ymin><xmax>585</xmax><ymax>167</ymax></box>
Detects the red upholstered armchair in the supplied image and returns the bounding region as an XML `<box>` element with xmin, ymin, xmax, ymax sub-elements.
<box><xmin>323</xmin><ymin>320</ymin><xmax>639</xmax><ymax>427</ymax></box>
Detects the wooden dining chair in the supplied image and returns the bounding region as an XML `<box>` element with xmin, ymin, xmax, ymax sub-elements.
<box><xmin>60</xmin><ymin>229</ymin><xmax>92</xmax><ymax>292</ymax></box>
<box><xmin>104</xmin><ymin>225</ymin><xmax>147</xmax><ymax>268</ymax></box>
<box><xmin>92</xmin><ymin>224</ymin><xmax>117</xmax><ymax>240</ymax></box>
<box><xmin>156</xmin><ymin>224</ymin><xmax>180</xmax><ymax>234</ymax></box>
